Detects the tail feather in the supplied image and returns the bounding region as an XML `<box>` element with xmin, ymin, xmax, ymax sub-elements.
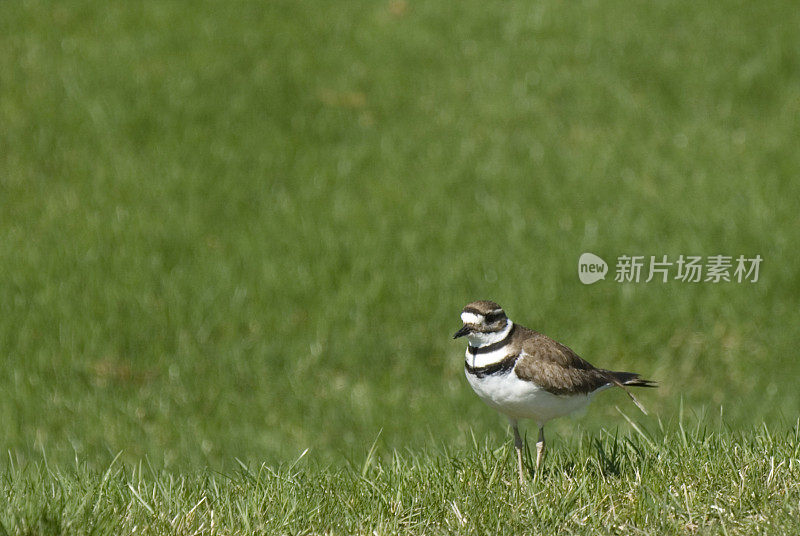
<box><xmin>609</xmin><ymin>371</ymin><xmax>657</xmax><ymax>388</ymax></box>
<box><xmin>604</xmin><ymin>370</ymin><xmax>657</xmax><ymax>415</ymax></box>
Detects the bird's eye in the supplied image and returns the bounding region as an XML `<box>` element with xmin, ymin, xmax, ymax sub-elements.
<box><xmin>485</xmin><ymin>313</ymin><xmax>500</xmax><ymax>323</ymax></box>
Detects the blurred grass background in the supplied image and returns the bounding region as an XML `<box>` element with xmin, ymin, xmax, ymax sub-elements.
<box><xmin>1</xmin><ymin>0</ymin><xmax>798</xmax><ymax>470</ymax></box>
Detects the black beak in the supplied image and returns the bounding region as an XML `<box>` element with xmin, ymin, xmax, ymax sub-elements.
<box><xmin>453</xmin><ymin>324</ymin><xmax>471</xmax><ymax>339</ymax></box>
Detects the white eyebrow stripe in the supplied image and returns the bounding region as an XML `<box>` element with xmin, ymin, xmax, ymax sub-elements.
<box><xmin>461</xmin><ymin>312</ymin><xmax>482</xmax><ymax>324</ymax></box>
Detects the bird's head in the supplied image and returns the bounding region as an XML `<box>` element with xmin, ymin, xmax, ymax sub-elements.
<box><xmin>453</xmin><ymin>301</ymin><xmax>509</xmax><ymax>344</ymax></box>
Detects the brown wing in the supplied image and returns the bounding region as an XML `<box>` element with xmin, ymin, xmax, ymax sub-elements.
<box><xmin>514</xmin><ymin>329</ymin><xmax>611</xmax><ymax>395</ymax></box>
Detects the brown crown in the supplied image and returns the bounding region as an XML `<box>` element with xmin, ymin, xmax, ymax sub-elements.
<box><xmin>462</xmin><ymin>300</ymin><xmax>505</xmax><ymax>316</ymax></box>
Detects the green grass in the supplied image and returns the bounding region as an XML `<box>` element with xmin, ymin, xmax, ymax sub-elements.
<box><xmin>4</xmin><ymin>418</ymin><xmax>800</xmax><ymax>535</ymax></box>
<box><xmin>1</xmin><ymin>0</ymin><xmax>800</xmax><ymax>532</ymax></box>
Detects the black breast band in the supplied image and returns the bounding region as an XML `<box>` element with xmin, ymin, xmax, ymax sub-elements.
<box><xmin>464</xmin><ymin>353</ymin><xmax>519</xmax><ymax>379</ymax></box>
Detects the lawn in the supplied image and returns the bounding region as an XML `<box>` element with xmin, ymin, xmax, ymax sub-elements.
<box><xmin>1</xmin><ymin>0</ymin><xmax>799</xmax><ymax>533</ymax></box>
<box><xmin>4</xmin><ymin>420</ymin><xmax>800</xmax><ymax>535</ymax></box>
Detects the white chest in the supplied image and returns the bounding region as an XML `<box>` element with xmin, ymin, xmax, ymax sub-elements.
<box><xmin>464</xmin><ymin>365</ymin><xmax>593</xmax><ymax>426</ymax></box>
<box><xmin>464</xmin><ymin>346</ymin><xmax>511</xmax><ymax>369</ymax></box>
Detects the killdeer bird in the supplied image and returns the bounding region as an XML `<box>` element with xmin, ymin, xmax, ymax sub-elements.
<box><xmin>454</xmin><ymin>300</ymin><xmax>656</xmax><ymax>483</ymax></box>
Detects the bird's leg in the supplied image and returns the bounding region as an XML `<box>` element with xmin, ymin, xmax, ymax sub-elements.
<box><xmin>511</xmin><ymin>421</ymin><xmax>527</xmax><ymax>484</ymax></box>
<box><xmin>535</xmin><ymin>426</ymin><xmax>546</xmax><ymax>471</ymax></box>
